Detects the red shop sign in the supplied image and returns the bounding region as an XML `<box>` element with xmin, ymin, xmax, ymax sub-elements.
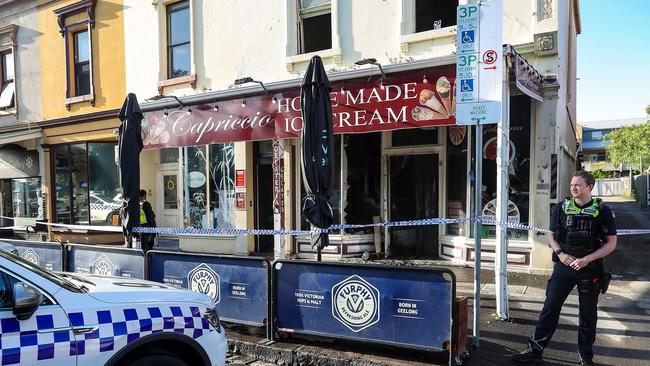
<box><xmin>235</xmin><ymin>169</ymin><xmax>245</xmax><ymax>187</ymax></box>
<box><xmin>142</xmin><ymin>66</ymin><xmax>456</xmax><ymax>149</ymax></box>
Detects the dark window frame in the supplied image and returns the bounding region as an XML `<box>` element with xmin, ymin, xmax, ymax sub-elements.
<box><xmin>73</xmin><ymin>29</ymin><xmax>90</xmax><ymax>97</ymax></box>
<box><xmin>414</xmin><ymin>0</ymin><xmax>458</xmax><ymax>33</ymax></box>
<box><xmin>0</xmin><ymin>49</ymin><xmax>14</xmax><ymax>87</ymax></box>
<box><xmin>50</xmin><ymin>141</ymin><xmax>117</xmax><ymax>226</ymax></box>
<box><xmin>53</xmin><ymin>0</ymin><xmax>96</xmax><ymax>109</ymax></box>
<box><xmin>166</xmin><ymin>1</ymin><xmax>191</xmax><ymax>79</ymax></box>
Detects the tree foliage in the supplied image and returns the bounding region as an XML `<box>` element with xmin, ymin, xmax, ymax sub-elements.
<box><xmin>646</xmin><ymin>105</ymin><xmax>650</xmax><ymax>116</ymax></box>
<box><xmin>603</xmin><ymin>123</ymin><xmax>650</xmax><ymax>168</ymax></box>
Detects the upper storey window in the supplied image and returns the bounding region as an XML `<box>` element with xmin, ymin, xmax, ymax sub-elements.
<box><xmin>298</xmin><ymin>0</ymin><xmax>332</xmax><ymax>54</ymax></box>
<box><xmin>167</xmin><ymin>1</ymin><xmax>190</xmax><ymax>79</ymax></box>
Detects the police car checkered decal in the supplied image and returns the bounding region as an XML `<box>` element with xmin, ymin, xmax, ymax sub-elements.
<box><xmin>0</xmin><ymin>305</ymin><xmax>211</xmax><ymax>365</ymax></box>
<box><xmin>0</xmin><ymin>307</ymin><xmax>72</xmax><ymax>365</ymax></box>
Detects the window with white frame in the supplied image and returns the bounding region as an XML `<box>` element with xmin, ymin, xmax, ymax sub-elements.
<box><xmin>298</xmin><ymin>0</ymin><xmax>332</xmax><ymax>54</ymax></box>
<box><xmin>166</xmin><ymin>1</ymin><xmax>191</xmax><ymax>79</ymax></box>
<box><xmin>0</xmin><ymin>49</ymin><xmax>15</xmax><ymax>109</ymax></box>
<box><xmin>0</xmin><ymin>24</ymin><xmax>17</xmax><ymax>111</ymax></box>
<box><xmin>415</xmin><ymin>0</ymin><xmax>457</xmax><ymax>32</ymax></box>
<box><xmin>400</xmin><ymin>0</ymin><xmax>460</xmax><ymax>53</ymax></box>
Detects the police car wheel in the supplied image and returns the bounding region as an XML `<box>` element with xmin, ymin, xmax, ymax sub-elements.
<box><xmin>128</xmin><ymin>354</ymin><xmax>189</xmax><ymax>366</ymax></box>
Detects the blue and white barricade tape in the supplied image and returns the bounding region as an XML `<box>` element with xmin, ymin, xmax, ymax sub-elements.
<box><xmin>2</xmin><ymin>214</ymin><xmax>647</xmax><ymax>236</ymax></box>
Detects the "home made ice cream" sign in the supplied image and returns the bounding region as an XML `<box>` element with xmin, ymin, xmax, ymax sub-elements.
<box><xmin>142</xmin><ymin>66</ymin><xmax>457</xmax><ymax>149</ymax></box>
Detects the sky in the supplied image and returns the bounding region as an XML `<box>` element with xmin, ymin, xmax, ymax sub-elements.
<box><xmin>577</xmin><ymin>0</ymin><xmax>650</xmax><ymax>122</ymax></box>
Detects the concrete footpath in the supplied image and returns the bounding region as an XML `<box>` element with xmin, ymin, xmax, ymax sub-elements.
<box><xmin>226</xmin><ymin>198</ymin><xmax>650</xmax><ymax>366</ymax></box>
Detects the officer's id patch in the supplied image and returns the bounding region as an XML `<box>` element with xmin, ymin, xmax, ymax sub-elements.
<box><xmin>331</xmin><ymin>275</ymin><xmax>380</xmax><ymax>332</ymax></box>
<box><xmin>188</xmin><ymin>263</ymin><xmax>220</xmax><ymax>303</ymax></box>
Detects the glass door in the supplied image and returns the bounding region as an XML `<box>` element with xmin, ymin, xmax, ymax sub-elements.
<box><xmin>388</xmin><ymin>153</ymin><xmax>439</xmax><ymax>258</ymax></box>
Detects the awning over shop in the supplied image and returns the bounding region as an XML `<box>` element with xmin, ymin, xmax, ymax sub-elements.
<box><xmin>507</xmin><ymin>45</ymin><xmax>544</xmax><ymax>102</ymax></box>
<box><xmin>142</xmin><ymin>66</ymin><xmax>458</xmax><ymax>149</ymax></box>
<box><xmin>0</xmin><ymin>129</ymin><xmax>42</xmax><ymax>146</ymax></box>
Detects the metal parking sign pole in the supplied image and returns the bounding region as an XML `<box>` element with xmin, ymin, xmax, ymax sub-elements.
<box><xmin>473</xmin><ymin>124</ymin><xmax>483</xmax><ymax>347</ymax></box>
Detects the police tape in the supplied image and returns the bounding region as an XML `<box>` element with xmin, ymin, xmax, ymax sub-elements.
<box><xmin>132</xmin><ymin>217</ymin><xmax>650</xmax><ymax>236</ymax></box>
<box><xmin>2</xmin><ymin>216</ymin><xmax>648</xmax><ymax>237</ymax></box>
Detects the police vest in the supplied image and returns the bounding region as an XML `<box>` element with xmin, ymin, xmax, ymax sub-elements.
<box><xmin>557</xmin><ymin>197</ymin><xmax>602</xmax><ymax>255</ymax></box>
<box><xmin>139</xmin><ymin>203</ymin><xmax>147</xmax><ymax>224</ymax></box>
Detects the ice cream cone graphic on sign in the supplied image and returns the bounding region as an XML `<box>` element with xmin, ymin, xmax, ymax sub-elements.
<box><xmin>435</xmin><ymin>76</ymin><xmax>453</xmax><ymax>116</ymax></box>
<box><xmin>419</xmin><ymin>89</ymin><xmax>447</xmax><ymax>115</ymax></box>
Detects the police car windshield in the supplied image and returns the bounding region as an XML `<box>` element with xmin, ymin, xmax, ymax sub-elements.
<box><xmin>0</xmin><ymin>250</ymin><xmax>85</xmax><ymax>293</ymax></box>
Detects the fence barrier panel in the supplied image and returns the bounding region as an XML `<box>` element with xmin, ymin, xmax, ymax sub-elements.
<box><xmin>273</xmin><ymin>260</ymin><xmax>456</xmax><ymax>355</ymax></box>
<box><xmin>65</xmin><ymin>244</ymin><xmax>146</xmax><ymax>279</ymax></box>
<box><xmin>3</xmin><ymin>239</ymin><xmax>64</xmax><ymax>271</ymax></box>
<box><xmin>147</xmin><ymin>250</ymin><xmax>270</xmax><ymax>332</ymax></box>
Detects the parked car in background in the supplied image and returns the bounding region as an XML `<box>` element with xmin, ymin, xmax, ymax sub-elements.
<box><xmin>90</xmin><ymin>193</ymin><xmax>121</xmax><ymax>225</ymax></box>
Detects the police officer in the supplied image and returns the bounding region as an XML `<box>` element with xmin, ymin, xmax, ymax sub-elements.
<box><xmin>512</xmin><ymin>171</ymin><xmax>617</xmax><ymax>366</ymax></box>
<box><xmin>138</xmin><ymin>189</ymin><xmax>157</xmax><ymax>252</ymax></box>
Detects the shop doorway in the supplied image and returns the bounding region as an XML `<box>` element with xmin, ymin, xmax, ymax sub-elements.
<box><xmin>157</xmin><ymin>172</ymin><xmax>179</xmax><ymax>227</ymax></box>
<box><xmin>0</xmin><ymin>180</ymin><xmax>12</xmax><ymax>229</ymax></box>
<box><xmin>254</xmin><ymin>141</ymin><xmax>274</xmax><ymax>254</ymax></box>
<box><xmin>387</xmin><ymin>153</ymin><xmax>439</xmax><ymax>258</ymax></box>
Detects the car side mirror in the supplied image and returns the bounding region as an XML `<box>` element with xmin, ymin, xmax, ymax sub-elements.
<box><xmin>13</xmin><ymin>282</ymin><xmax>43</xmax><ymax>321</ymax></box>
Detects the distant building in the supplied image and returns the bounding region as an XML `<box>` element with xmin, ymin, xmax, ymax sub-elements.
<box><xmin>578</xmin><ymin>117</ymin><xmax>648</xmax><ymax>175</ymax></box>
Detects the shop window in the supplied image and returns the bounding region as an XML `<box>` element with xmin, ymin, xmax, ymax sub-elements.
<box><xmin>391</xmin><ymin>127</ymin><xmax>439</xmax><ymax>147</ymax></box>
<box><xmin>298</xmin><ymin>0</ymin><xmax>332</xmax><ymax>54</ymax></box>
<box><xmin>446</xmin><ymin>126</ymin><xmax>468</xmax><ymax>236</ymax></box>
<box><xmin>11</xmin><ymin>178</ymin><xmax>42</xmax><ymax>219</ymax></box>
<box><xmin>52</xmin><ymin>142</ymin><xmax>119</xmax><ymax>226</ymax></box>
<box><xmin>342</xmin><ymin>134</ymin><xmax>381</xmax><ymax>232</ymax></box>
<box><xmin>474</xmin><ymin>96</ymin><xmax>531</xmax><ymax>240</ymax></box>
<box><xmin>73</xmin><ymin>30</ymin><xmax>90</xmax><ymax>96</ymax></box>
<box><xmin>415</xmin><ymin>0</ymin><xmax>457</xmax><ymax>32</ymax></box>
<box><xmin>88</xmin><ymin>143</ymin><xmax>120</xmax><ymax>225</ymax></box>
<box><xmin>0</xmin><ymin>49</ymin><xmax>15</xmax><ymax>109</ymax></box>
<box><xmin>301</xmin><ymin>135</ymin><xmax>341</xmax><ymax>230</ymax></box>
<box><xmin>299</xmin><ymin>134</ymin><xmax>381</xmax><ymax>233</ymax></box>
<box><xmin>209</xmin><ymin>143</ymin><xmax>235</xmax><ymax>229</ymax></box>
<box><xmin>167</xmin><ymin>1</ymin><xmax>191</xmax><ymax>79</ymax></box>
<box><xmin>183</xmin><ymin>146</ymin><xmax>207</xmax><ymax>228</ymax></box>
<box><xmin>53</xmin><ymin>0</ymin><xmax>96</xmax><ymax>108</ymax></box>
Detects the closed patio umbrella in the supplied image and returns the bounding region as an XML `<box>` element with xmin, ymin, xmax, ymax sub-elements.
<box><xmin>300</xmin><ymin>55</ymin><xmax>335</xmax><ymax>261</ymax></box>
<box><xmin>117</xmin><ymin>93</ymin><xmax>144</xmax><ymax>247</ymax></box>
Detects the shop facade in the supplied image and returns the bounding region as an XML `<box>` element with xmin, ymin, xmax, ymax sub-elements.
<box><xmin>126</xmin><ymin>0</ymin><xmax>580</xmax><ymax>271</ymax></box>
<box><xmin>139</xmin><ymin>58</ymin><xmax>549</xmax><ymax>268</ymax></box>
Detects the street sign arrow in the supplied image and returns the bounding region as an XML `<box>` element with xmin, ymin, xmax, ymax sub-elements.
<box><xmin>483</xmin><ymin>66</ymin><xmax>497</xmax><ymax>70</ymax></box>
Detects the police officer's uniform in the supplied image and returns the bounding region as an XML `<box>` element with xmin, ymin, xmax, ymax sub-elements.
<box><xmin>139</xmin><ymin>200</ymin><xmax>156</xmax><ymax>251</ymax></box>
<box><xmin>527</xmin><ymin>197</ymin><xmax>616</xmax><ymax>363</ymax></box>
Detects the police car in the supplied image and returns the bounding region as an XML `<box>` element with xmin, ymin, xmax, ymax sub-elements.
<box><xmin>0</xmin><ymin>249</ymin><xmax>227</xmax><ymax>366</ymax></box>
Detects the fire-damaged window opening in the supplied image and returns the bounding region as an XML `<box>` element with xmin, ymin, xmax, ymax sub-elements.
<box><xmin>415</xmin><ymin>0</ymin><xmax>458</xmax><ymax>32</ymax></box>
<box><xmin>300</xmin><ymin>133</ymin><xmax>380</xmax><ymax>232</ymax></box>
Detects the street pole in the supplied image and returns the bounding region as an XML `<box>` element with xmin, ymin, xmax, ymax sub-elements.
<box><xmin>473</xmin><ymin>123</ymin><xmax>483</xmax><ymax>347</ymax></box>
<box><xmin>494</xmin><ymin>52</ymin><xmax>510</xmax><ymax>320</ymax></box>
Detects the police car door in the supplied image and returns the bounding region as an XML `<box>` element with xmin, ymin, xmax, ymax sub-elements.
<box><xmin>0</xmin><ymin>268</ymin><xmax>77</xmax><ymax>366</ymax></box>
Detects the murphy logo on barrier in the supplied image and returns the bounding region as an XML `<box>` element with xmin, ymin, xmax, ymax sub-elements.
<box><xmin>92</xmin><ymin>254</ymin><xmax>115</xmax><ymax>276</ymax></box>
<box><xmin>21</xmin><ymin>248</ymin><xmax>40</xmax><ymax>265</ymax></box>
<box><xmin>332</xmin><ymin>275</ymin><xmax>380</xmax><ymax>332</ymax></box>
<box><xmin>188</xmin><ymin>263</ymin><xmax>221</xmax><ymax>303</ymax></box>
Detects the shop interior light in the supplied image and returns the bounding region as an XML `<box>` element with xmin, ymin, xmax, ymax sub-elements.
<box><xmin>234</xmin><ymin>77</ymin><xmax>269</xmax><ymax>93</ymax></box>
<box><xmin>355</xmin><ymin>58</ymin><xmax>386</xmax><ymax>89</ymax></box>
